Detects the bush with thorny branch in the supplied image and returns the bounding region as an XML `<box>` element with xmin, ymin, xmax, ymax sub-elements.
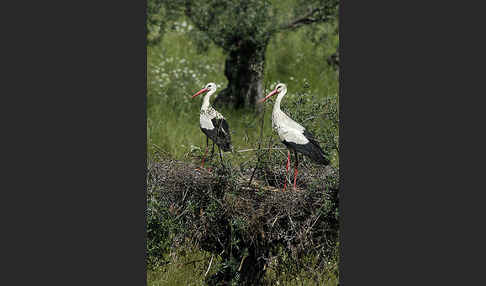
<box><xmin>147</xmin><ymin>151</ymin><xmax>339</xmax><ymax>285</ymax></box>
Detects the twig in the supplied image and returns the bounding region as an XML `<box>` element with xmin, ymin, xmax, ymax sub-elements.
<box><xmin>181</xmin><ymin>188</ymin><xmax>189</xmax><ymax>205</ymax></box>
<box><xmin>238</xmin><ymin>255</ymin><xmax>248</xmax><ymax>271</ymax></box>
<box><xmin>248</xmin><ymin>82</ymin><xmax>268</xmax><ymax>187</ymax></box>
<box><xmin>262</xmin><ymin>134</ymin><xmax>275</xmax><ymax>186</ymax></box>
<box><xmin>287</xmin><ymin>212</ymin><xmax>296</xmax><ymax>230</ymax></box>
<box><xmin>305</xmin><ymin>213</ymin><xmax>321</xmax><ymax>235</ymax></box>
<box><xmin>152</xmin><ymin>143</ymin><xmax>162</xmax><ymax>152</ymax></box>
<box><xmin>237</xmin><ymin>147</ymin><xmax>286</xmax><ymax>153</ymax></box>
<box><xmin>174</xmin><ymin>209</ymin><xmax>188</xmax><ymax>221</ymax></box>
<box><xmin>180</xmin><ymin>258</ymin><xmax>205</xmax><ymax>267</ymax></box>
<box><xmin>279</xmin><ymin>8</ymin><xmax>332</xmax><ymax>30</ymax></box>
<box><xmin>204</xmin><ymin>254</ymin><xmax>214</xmax><ymax>277</ymax></box>
<box><xmin>211</xmin><ymin>234</ymin><xmax>225</xmax><ymax>250</ymax></box>
<box><xmin>271</xmin><ymin>215</ymin><xmax>280</xmax><ymax>227</ymax></box>
<box><xmin>207</xmin><ymin>193</ymin><xmax>225</xmax><ymax>210</ymax></box>
<box><xmin>301</xmin><ymin>116</ymin><xmax>317</xmax><ymax>124</ymax></box>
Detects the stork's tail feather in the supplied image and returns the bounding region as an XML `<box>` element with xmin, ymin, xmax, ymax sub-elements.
<box><xmin>309</xmin><ymin>145</ymin><xmax>330</xmax><ymax>166</ymax></box>
<box><xmin>307</xmin><ymin>141</ymin><xmax>330</xmax><ymax>165</ymax></box>
<box><xmin>314</xmin><ymin>153</ymin><xmax>330</xmax><ymax>165</ymax></box>
<box><xmin>221</xmin><ymin>142</ymin><xmax>232</xmax><ymax>152</ymax></box>
<box><xmin>215</xmin><ymin>137</ymin><xmax>232</xmax><ymax>152</ymax></box>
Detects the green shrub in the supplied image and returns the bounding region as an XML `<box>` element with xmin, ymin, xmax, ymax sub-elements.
<box><xmin>146</xmin><ymin>157</ymin><xmax>339</xmax><ymax>285</ymax></box>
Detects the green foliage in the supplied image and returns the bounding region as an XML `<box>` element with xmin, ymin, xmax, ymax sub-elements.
<box><xmin>146</xmin><ymin>168</ymin><xmax>183</xmax><ymax>266</ymax></box>
<box><xmin>147</xmin><ymin>244</ymin><xmax>338</xmax><ymax>286</ymax></box>
<box><xmin>148</xmin><ymin>0</ymin><xmax>339</xmax><ymax>51</ymax></box>
<box><xmin>279</xmin><ymin>84</ymin><xmax>339</xmax><ymax>165</ymax></box>
<box><xmin>147</xmin><ymin>0</ymin><xmax>339</xmax><ymax>107</ymax></box>
<box><xmin>146</xmin><ymin>31</ymin><xmax>228</xmax><ymax>160</ymax></box>
<box><xmin>147</xmin><ymin>244</ymin><xmax>222</xmax><ymax>286</ymax></box>
<box><xmin>146</xmin><ymin>157</ymin><xmax>339</xmax><ymax>285</ymax></box>
<box><xmin>152</xmin><ymin>0</ymin><xmax>340</xmax><ymax>76</ymax></box>
<box><xmin>184</xmin><ymin>0</ymin><xmax>274</xmax><ymax>52</ymax></box>
<box><xmin>147</xmin><ymin>0</ymin><xmax>182</xmax><ymax>45</ymax></box>
<box><xmin>264</xmin><ymin>247</ymin><xmax>339</xmax><ymax>285</ymax></box>
<box><xmin>147</xmin><ymin>20</ymin><xmax>339</xmax><ymax>165</ymax></box>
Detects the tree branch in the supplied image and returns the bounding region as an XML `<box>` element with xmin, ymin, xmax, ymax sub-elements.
<box><xmin>279</xmin><ymin>7</ymin><xmax>332</xmax><ymax>31</ymax></box>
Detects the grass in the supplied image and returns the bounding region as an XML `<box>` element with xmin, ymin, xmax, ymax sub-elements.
<box><xmin>147</xmin><ymin>19</ymin><xmax>339</xmax><ymax>162</ymax></box>
<box><xmin>147</xmin><ymin>245</ymin><xmax>222</xmax><ymax>286</ymax></box>
<box><xmin>147</xmin><ymin>244</ymin><xmax>339</xmax><ymax>286</ymax></box>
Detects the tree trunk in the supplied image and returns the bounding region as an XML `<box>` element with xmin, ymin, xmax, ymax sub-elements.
<box><xmin>213</xmin><ymin>43</ymin><xmax>267</xmax><ymax>110</ymax></box>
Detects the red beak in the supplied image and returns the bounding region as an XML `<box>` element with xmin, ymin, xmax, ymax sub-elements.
<box><xmin>258</xmin><ymin>89</ymin><xmax>279</xmax><ymax>103</ymax></box>
<box><xmin>192</xmin><ymin>88</ymin><xmax>209</xmax><ymax>98</ymax></box>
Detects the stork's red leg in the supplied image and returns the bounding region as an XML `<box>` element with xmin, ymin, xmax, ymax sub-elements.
<box><xmin>200</xmin><ymin>136</ymin><xmax>209</xmax><ymax>168</ymax></box>
<box><xmin>283</xmin><ymin>150</ymin><xmax>290</xmax><ymax>191</ymax></box>
<box><xmin>293</xmin><ymin>151</ymin><xmax>299</xmax><ymax>190</ymax></box>
<box><xmin>209</xmin><ymin>141</ymin><xmax>215</xmax><ymax>161</ymax></box>
<box><xmin>206</xmin><ymin>141</ymin><xmax>215</xmax><ymax>172</ymax></box>
<box><xmin>201</xmin><ymin>146</ymin><xmax>208</xmax><ymax>168</ymax></box>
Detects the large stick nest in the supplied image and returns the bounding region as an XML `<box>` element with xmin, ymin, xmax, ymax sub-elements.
<box><xmin>147</xmin><ymin>158</ymin><xmax>339</xmax><ymax>276</ymax></box>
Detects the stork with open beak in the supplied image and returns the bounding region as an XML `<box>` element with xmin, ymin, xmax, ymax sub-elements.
<box><xmin>259</xmin><ymin>83</ymin><xmax>330</xmax><ymax>190</ymax></box>
<box><xmin>192</xmin><ymin>83</ymin><xmax>232</xmax><ymax>169</ymax></box>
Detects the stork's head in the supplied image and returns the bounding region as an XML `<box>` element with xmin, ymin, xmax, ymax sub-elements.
<box><xmin>258</xmin><ymin>83</ymin><xmax>287</xmax><ymax>103</ymax></box>
<box><xmin>192</xmin><ymin>82</ymin><xmax>217</xmax><ymax>98</ymax></box>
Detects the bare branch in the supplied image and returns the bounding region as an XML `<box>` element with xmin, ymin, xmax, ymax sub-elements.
<box><xmin>278</xmin><ymin>7</ymin><xmax>332</xmax><ymax>30</ymax></box>
<box><xmin>238</xmin><ymin>255</ymin><xmax>248</xmax><ymax>271</ymax></box>
<box><xmin>237</xmin><ymin>147</ymin><xmax>286</xmax><ymax>153</ymax></box>
<box><xmin>279</xmin><ymin>7</ymin><xmax>332</xmax><ymax>31</ymax></box>
<box><xmin>205</xmin><ymin>254</ymin><xmax>214</xmax><ymax>277</ymax></box>
<box><xmin>180</xmin><ymin>258</ymin><xmax>205</xmax><ymax>267</ymax></box>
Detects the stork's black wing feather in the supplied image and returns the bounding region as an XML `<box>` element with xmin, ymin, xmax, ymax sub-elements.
<box><xmin>207</xmin><ymin>118</ymin><xmax>232</xmax><ymax>152</ymax></box>
<box><xmin>303</xmin><ymin>130</ymin><xmax>320</xmax><ymax>145</ymax></box>
<box><xmin>212</xmin><ymin>118</ymin><xmax>230</xmax><ymax>136</ymax></box>
<box><xmin>282</xmin><ymin>129</ymin><xmax>330</xmax><ymax>165</ymax></box>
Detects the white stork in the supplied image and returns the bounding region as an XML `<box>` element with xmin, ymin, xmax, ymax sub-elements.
<box><xmin>191</xmin><ymin>83</ymin><xmax>232</xmax><ymax>169</ymax></box>
<box><xmin>259</xmin><ymin>83</ymin><xmax>330</xmax><ymax>190</ymax></box>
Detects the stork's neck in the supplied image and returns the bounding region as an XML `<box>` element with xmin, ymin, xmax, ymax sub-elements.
<box><xmin>273</xmin><ymin>89</ymin><xmax>287</xmax><ymax>115</ymax></box>
<box><xmin>201</xmin><ymin>89</ymin><xmax>215</xmax><ymax>110</ymax></box>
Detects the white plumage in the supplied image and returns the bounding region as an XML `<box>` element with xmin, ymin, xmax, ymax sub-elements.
<box><xmin>191</xmin><ymin>83</ymin><xmax>232</xmax><ymax>169</ymax></box>
<box><xmin>275</xmin><ymin>127</ymin><xmax>309</xmax><ymax>145</ymax></box>
<box><xmin>200</xmin><ymin>114</ymin><xmax>214</xmax><ymax>130</ymax></box>
<box><xmin>260</xmin><ymin>83</ymin><xmax>329</xmax><ymax>190</ymax></box>
<box><xmin>268</xmin><ymin>84</ymin><xmax>310</xmax><ymax>146</ymax></box>
<box><xmin>200</xmin><ymin>105</ymin><xmax>225</xmax><ymax>130</ymax></box>
<box><xmin>272</xmin><ymin>108</ymin><xmax>309</xmax><ymax>145</ymax></box>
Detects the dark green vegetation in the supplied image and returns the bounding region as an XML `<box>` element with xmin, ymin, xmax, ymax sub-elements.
<box><xmin>147</xmin><ymin>0</ymin><xmax>339</xmax><ymax>284</ymax></box>
<box><xmin>147</xmin><ymin>158</ymin><xmax>339</xmax><ymax>285</ymax></box>
<box><xmin>148</xmin><ymin>0</ymin><xmax>338</xmax><ymax>108</ymax></box>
